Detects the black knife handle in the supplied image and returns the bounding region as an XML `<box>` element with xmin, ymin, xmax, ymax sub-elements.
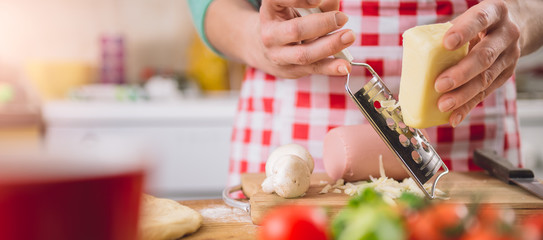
<box><xmin>473</xmin><ymin>149</ymin><xmax>534</xmax><ymax>184</ymax></box>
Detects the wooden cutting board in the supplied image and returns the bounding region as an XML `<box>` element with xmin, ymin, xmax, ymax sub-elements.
<box><xmin>240</xmin><ymin>172</ymin><xmax>543</xmax><ymax>224</ymax></box>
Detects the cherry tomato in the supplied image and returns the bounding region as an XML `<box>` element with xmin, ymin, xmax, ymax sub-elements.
<box><xmin>406</xmin><ymin>211</ymin><xmax>444</xmax><ymax>240</ymax></box>
<box><xmin>460</xmin><ymin>223</ymin><xmax>504</xmax><ymax>240</ymax></box>
<box><xmin>521</xmin><ymin>214</ymin><xmax>543</xmax><ymax>240</ymax></box>
<box><xmin>406</xmin><ymin>203</ymin><xmax>466</xmax><ymax>240</ymax></box>
<box><xmin>476</xmin><ymin>204</ymin><xmax>500</xmax><ymax>225</ymax></box>
<box><xmin>432</xmin><ymin>203</ymin><xmax>467</xmax><ymax>229</ymax></box>
<box><xmin>258</xmin><ymin>205</ymin><xmax>329</xmax><ymax>240</ymax></box>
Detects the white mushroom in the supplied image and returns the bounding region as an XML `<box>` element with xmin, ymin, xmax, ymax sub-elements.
<box><xmin>265</xmin><ymin>144</ymin><xmax>314</xmax><ymax>176</ymax></box>
<box><xmin>271</xmin><ymin>155</ymin><xmax>311</xmax><ymax>198</ymax></box>
<box><xmin>261</xmin><ymin>175</ymin><xmax>275</xmax><ymax>193</ymax></box>
<box><xmin>261</xmin><ymin>144</ymin><xmax>314</xmax><ymax>198</ymax></box>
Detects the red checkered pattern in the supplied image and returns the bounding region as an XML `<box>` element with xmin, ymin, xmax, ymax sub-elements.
<box><xmin>227</xmin><ymin>0</ymin><xmax>522</xmax><ymax>186</ymax></box>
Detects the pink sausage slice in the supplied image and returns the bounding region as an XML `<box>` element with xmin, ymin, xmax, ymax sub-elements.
<box><xmin>323</xmin><ymin>124</ymin><xmax>410</xmax><ymax>182</ymax></box>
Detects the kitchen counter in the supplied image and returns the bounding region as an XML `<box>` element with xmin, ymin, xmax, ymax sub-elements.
<box><xmin>43</xmin><ymin>98</ymin><xmax>238</xmax><ymax>198</ymax></box>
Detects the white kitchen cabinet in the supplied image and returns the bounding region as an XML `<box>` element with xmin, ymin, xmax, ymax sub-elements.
<box><xmin>517</xmin><ymin>99</ymin><xmax>543</xmax><ymax>178</ymax></box>
<box><xmin>43</xmin><ymin>97</ymin><xmax>237</xmax><ymax>199</ymax></box>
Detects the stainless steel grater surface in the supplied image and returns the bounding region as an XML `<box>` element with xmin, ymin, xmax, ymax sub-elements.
<box><xmin>295</xmin><ymin>7</ymin><xmax>449</xmax><ymax>199</ymax></box>
<box><xmin>346</xmin><ymin>62</ymin><xmax>449</xmax><ymax>199</ymax></box>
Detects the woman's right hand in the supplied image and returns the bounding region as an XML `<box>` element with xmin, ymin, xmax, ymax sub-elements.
<box><xmin>247</xmin><ymin>0</ymin><xmax>355</xmax><ymax>78</ymax></box>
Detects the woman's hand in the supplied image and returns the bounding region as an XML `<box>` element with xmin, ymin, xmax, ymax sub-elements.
<box><xmin>206</xmin><ymin>0</ymin><xmax>353</xmax><ymax>79</ymax></box>
<box><xmin>434</xmin><ymin>0</ymin><xmax>521</xmax><ymax>127</ymax></box>
<box><xmin>205</xmin><ymin>0</ymin><xmax>354</xmax><ymax>79</ymax></box>
<box><xmin>249</xmin><ymin>0</ymin><xmax>354</xmax><ymax>78</ymax></box>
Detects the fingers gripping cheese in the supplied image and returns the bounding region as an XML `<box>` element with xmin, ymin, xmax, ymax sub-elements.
<box><xmin>399</xmin><ymin>22</ymin><xmax>468</xmax><ymax>129</ymax></box>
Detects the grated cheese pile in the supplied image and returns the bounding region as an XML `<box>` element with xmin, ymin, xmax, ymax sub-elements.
<box><xmin>379</xmin><ymin>99</ymin><xmax>401</xmax><ymax>111</ymax></box>
<box><xmin>318</xmin><ymin>178</ymin><xmax>345</xmax><ymax>194</ymax></box>
<box><xmin>320</xmin><ymin>155</ymin><xmax>446</xmax><ymax>205</ymax></box>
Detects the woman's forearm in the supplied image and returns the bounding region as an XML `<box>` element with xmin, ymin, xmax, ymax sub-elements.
<box><xmin>204</xmin><ymin>0</ymin><xmax>260</xmax><ymax>63</ymax></box>
<box><xmin>509</xmin><ymin>0</ymin><xmax>543</xmax><ymax>56</ymax></box>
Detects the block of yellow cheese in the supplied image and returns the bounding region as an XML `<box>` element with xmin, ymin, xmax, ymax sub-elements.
<box><xmin>399</xmin><ymin>22</ymin><xmax>468</xmax><ymax>129</ymax></box>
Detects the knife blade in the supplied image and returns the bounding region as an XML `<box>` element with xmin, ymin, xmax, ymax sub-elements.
<box><xmin>473</xmin><ymin>149</ymin><xmax>543</xmax><ymax>199</ymax></box>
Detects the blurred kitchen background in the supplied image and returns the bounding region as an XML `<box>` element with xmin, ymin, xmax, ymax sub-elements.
<box><xmin>1</xmin><ymin>0</ymin><xmax>542</xmax><ymax>200</ymax></box>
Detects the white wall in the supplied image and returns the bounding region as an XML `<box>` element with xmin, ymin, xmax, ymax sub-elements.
<box><xmin>0</xmin><ymin>0</ymin><xmax>196</xmax><ymax>82</ymax></box>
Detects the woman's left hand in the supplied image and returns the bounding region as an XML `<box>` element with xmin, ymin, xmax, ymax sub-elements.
<box><xmin>434</xmin><ymin>0</ymin><xmax>521</xmax><ymax>127</ymax></box>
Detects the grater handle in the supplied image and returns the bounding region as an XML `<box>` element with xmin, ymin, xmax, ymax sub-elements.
<box><xmin>294</xmin><ymin>8</ymin><xmax>354</xmax><ymax>63</ymax></box>
<box><xmin>222</xmin><ymin>185</ymin><xmax>250</xmax><ymax>212</ymax></box>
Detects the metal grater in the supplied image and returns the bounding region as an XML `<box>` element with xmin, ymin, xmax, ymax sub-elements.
<box><xmin>346</xmin><ymin>62</ymin><xmax>449</xmax><ymax>199</ymax></box>
<box><xmin>295</xmin><ymin>7</ymin><xmax>450</xmax><ymax>199</ymax></box>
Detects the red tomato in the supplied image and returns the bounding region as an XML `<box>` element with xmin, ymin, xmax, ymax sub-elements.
<box><xmin>432</xmin><ymin>203</ymin><xmax>467</xmax><ymax>229</ymax></box>
<box><xmin>460</xmin><ymin>223</ymin><xmax>502</xmax><ymax>240</ymax></box>
<box><xmin>258</xmin><ymin>205</ymin><xmax>329</xmax><ymax>240</ymax></box>
<box><xmin>406</xmin><ymin>203</ymin><xmax>466</xmax><ymax>240</ymax></box>
<box><xmin>522</xmin><ymin>214</ymin><xmax>543</xmax><ymax>240</ymax></box>
<box><xmin>476</xmin><ymin>204</ymin><xmax>500</xmax><ymax>225</ymax></box>
<box><xmin>406</xmin><ymin>211</ymin><xmax>443</xmax><ymax>240</ymax></box>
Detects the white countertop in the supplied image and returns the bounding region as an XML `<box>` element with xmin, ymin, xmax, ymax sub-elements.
<box><xmin>42</xmin><ymin>96</ymin><xmax>238</xmax><ymax>127</ymax></box>
<box><xmin>517</xmin><ymin>99</ymin><xmax>543</xmax><ymax>124</ymax></box>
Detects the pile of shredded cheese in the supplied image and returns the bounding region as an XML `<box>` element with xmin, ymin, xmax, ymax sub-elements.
<box><xmin>319</xmin><ymin>178</ymin><xmax>345</xmax><ymax>194</ymax></box>
<box><xmin>320</xmin><ymin>155</ymin><xmax>446</xmax><ymax>205</ymax></box>
<box><xmin>379</xmin><ymin>99</ymin><xmax>401</xmax><ymax>111</ymax></box>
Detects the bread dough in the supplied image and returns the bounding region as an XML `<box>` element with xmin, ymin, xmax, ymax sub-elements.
<box><xmin>139</xmin><ymin>194</ymin><xmax>203</xmax><ymax>240</ymax></box>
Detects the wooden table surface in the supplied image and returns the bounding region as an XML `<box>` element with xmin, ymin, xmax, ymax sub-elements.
<box><xmin>178</xmin><ymin>198</ymin><xmax>543</xmax><ymax>240</ymax></box>
<box><xmin>177</xmin><ymin>172</ymin><xmax>543</xmax><ymax>240</ymax></box>
<box><xmin>179</xmin><ymin>199</ymin><xmax>257</xmax><ymax>240</ymax></box>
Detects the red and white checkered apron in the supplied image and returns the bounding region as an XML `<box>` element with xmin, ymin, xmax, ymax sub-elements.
<box><xmin>227</xmin><ymin>0</ymin><xmax>522</xmax><ymax>186</ymax></box>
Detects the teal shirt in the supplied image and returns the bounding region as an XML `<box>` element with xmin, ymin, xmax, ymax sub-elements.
<box><xmin>188</xmin><ymin>0</ymin><xmax>261</xmax><ymax>55</ymax></box>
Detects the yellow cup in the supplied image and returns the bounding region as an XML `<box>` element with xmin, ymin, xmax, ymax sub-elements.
<box><xmin>26</xmin><ymin>61</ymin><xmax>95</xmax><ymax>100</ymax></box>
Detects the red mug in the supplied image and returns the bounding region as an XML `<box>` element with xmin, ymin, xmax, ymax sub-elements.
<box><xmin>0</xmin><ymin>139</ymin><xmax>146</xmax><ymax>240</ymax></box>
